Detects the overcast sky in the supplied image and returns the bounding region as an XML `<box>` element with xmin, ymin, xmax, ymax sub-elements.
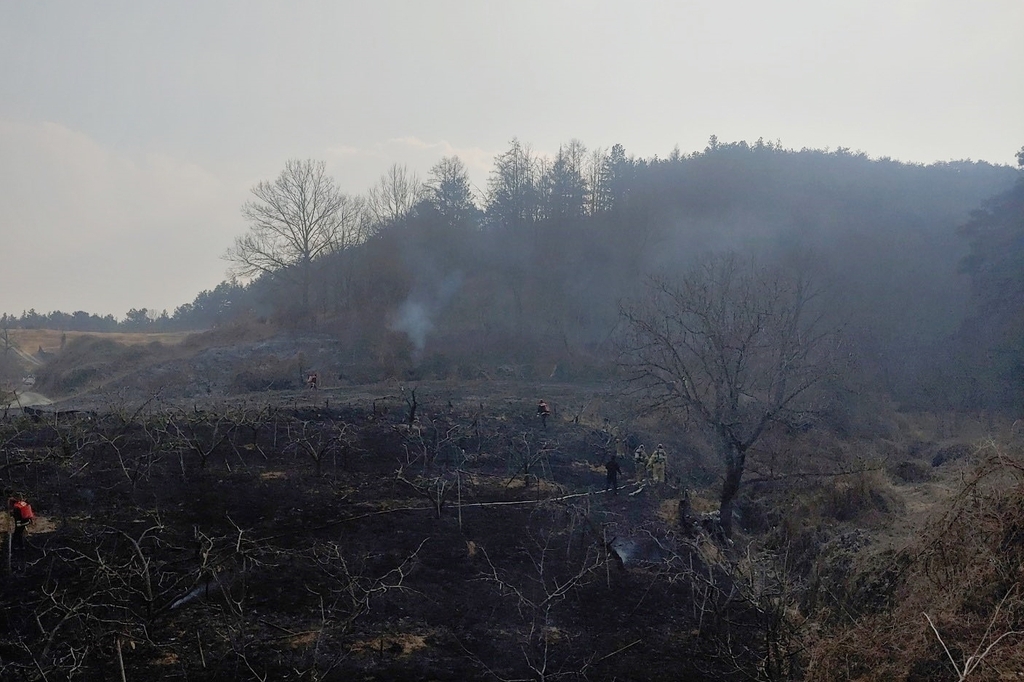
<box><xmin>1</xmin><ymin>0</ymin><xmax>1021</xmax><ymax>318</ymax></box>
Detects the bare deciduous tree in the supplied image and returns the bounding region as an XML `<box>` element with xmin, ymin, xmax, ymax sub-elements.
<box><xmin>366</xmin><ymin>163</ymin><xmax>424</xmax><ymax>228</ymax></box>
<box><xmin>225</xmin><ymin>159</ymin><xmax>358</xmax><ymax>311</ymax></box>
<box><xmin>585</xmin><ymin>146</ymin><xmax>607</xmax><ymax>216</ymax></box>
<box><xmin>620</xmin><ymin>253</ymin><xmax>841</xmax><ymax>537</ymax></box>
<box><xmin>473</xmin><ymin>506</ymin><xmax>611</xmax><ymax>681</ymax></box>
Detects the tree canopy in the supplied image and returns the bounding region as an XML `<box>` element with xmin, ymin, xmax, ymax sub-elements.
<box><xmin>958</xmin><ymin>147</ymin><xmax>1024</xmax><ymax>407</ymax></box>
<box><xmin>225</xmin><ymin>159</ymin><xmax>357</xmax><ymax>310</ymax></box>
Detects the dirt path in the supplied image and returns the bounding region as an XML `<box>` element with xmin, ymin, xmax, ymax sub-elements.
<box><xmin>11</xmin><ymin>346</ymin><xmax>43</xmax><ymax>367</ymax></box>
<box><xmin>3</xmin><ymin>391</ymin><xmax>52</xmax><ymax>408</ymax></box>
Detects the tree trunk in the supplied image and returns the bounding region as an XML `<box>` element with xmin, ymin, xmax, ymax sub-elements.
<box><xmin>718</xmin><ymin>446</ymin><xmax>746</xmax><ymax>538</ymax></box>
<box><xmin>301</xmin><ymin>259</ymin><xmax>311</xmax><ymax>317</ymax></box>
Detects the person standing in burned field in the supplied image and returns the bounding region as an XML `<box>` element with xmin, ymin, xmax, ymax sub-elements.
<box><xmin>8</xmin><ymin>494</ymin><xmax>34</xmax><ymax>551</ymax></box>
<box><xmin>649</xmin><ymin>444</ymin><xmax>668</xmax><ymax>484</ymax></box>
<box><xmin>536</xmin><ymin>400</ymin><xmax>551</xmax><ymax>427</ymax></box>
<box><xmin>633</xmin><ymin>444</ymin><xmax>648</xmax><ymax>480</ymax></box>
<box><xmin>605</xmin><ymin>456</ymin><xmax>622</xmax><ymax>494</ymax></box>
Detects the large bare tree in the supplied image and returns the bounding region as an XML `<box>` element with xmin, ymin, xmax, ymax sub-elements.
<box><xmin>620</xmin><ymin>253</ymin><xmax>841</xmax><ymax>537</ymax></box>
<box><xmin>225</xmin><ymin>159</ymin><xmax>356</xmax><ymax>311</ymax></box>
<box><xmin>366</xmin><ymin>163</ymin><xmax>423</xmax><ymax>228</ymax></box>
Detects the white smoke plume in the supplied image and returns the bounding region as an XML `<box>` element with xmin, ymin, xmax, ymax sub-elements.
<box><xmin>390</xmin><ymin>272</ymin><xmax>463</xmax><ymax>361</ymax></box>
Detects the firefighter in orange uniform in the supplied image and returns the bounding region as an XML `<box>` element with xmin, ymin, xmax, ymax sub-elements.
<box><xmin>8</xmin><ymin>494</ymin><xmax>34</xmax><ymax>550</ymax></box>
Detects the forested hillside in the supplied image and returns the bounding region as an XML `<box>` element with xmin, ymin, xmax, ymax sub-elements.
<box><xmin>230</xmin><ymin>140</ymin><xmax>1020</xmax><ymax>410</ymax></box>
<box><xmin>4</xmin><ymin>139</ymin><xmax>1021</xmax><ymax>408</ymax></box>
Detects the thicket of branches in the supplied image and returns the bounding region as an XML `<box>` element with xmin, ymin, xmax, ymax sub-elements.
<box><xmin>806</xmin><ymin>442</ymin><xmax>1024</xmax><ymax>680</ymax></box>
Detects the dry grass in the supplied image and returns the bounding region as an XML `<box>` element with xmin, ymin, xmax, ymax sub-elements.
<box><xmin>151</xmin><ymin>652</ymin><xmax>180</xmax><ymax>666</ymax></box>
<box><xmin>28</xmin><ymin>516</ymin><xmax>59</xmax><ymax>534</ymax></box>
<box><xmin>656</xmin><ymin>498</ymin><xmax>681</xmax><ymax>525</ymax></box>
<box><xmin>806</xmin><ymin>443</ymin><xmax>1024</xmax><ymax>681</ymax></box>
<box><xmin>9</xmin><ymin>329</ymin><xmax>192</xmax><ymax>354</ymax></box>
<box><xmin>285</xmin><ymin>632</ymin><xmax>320</xmax><ymax>649</ymax></box>
<box><xmin>350</xmin><ymin>633</ymin><xmax>428</xmax><ymax>657</ymax></box>
<box><xmin>0</xmin><ymin>514</ymin><xmax>57</xmax><ymax>535</ymax></box>
<box><xmin>894</xmin><ymin>410</ymin><xmax>1003</xmax><ymax>448</ymax></box>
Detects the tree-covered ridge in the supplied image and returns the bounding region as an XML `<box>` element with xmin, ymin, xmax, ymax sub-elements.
<box><xmin>957</xmin><ymin>149</ymin><xmax>1024</xmax><ymax>408</ymax></box>
<box><xmin>7</xmin><ymin>139</ymin><xmax>1016</xmax><ymax>331</ymax></box>
<box><xmin>1</xmin><ymin>280</ymin><xmax>250</xmax><ymax>334</ymax></box>
<box><xmin>4</xmin><ymin>139</ymin><xmax>1021</xmax><ymax>406</ymax></box>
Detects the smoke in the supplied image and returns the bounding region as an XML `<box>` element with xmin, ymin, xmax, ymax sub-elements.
<box><xmin>390</xmin><ymin>271</ymin><xmax>463</xmax><ymax>361</ymax></box>
<box><xmin>609</xmin><ymin>536</ymin><xmax>668</xmax><ymax>566</ymax></box>
<box><xmin>610</xmin><ymin>538</ymin><xmax>639</xmax><ymax>564</ymax></box>
<box><xmin>392</xmin><ymin>300</ymin><xmax>432</xmax><ymax>353</ymax></box>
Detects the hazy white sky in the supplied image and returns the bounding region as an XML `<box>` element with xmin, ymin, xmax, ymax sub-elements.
<box><xmin>1</xmin><ymin>0</ymin><xmax>1021</xmax><ymax>318</ymax></box>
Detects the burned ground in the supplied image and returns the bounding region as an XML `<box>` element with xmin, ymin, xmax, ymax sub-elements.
<box><xmin>2</xmin><ymin>384</ymin><xmax>1023</xmax><ymax>681</ymax></box>
<box><xmin>0</xmin><ymin>386</ymin><xmax>766</xmax><ymax>681</ymax></box>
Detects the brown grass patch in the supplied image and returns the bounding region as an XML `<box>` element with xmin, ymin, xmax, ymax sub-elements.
<box><xmin>572</xmin><ymin>461</ymin><xmax>606</xmax><ymax>475</ymax></box>
<box><xmin>10</xmin><ymin>329</ymin><xmax>192</xmax><ymax>354</ymax></box>
<box><xmin>657</xmin><ymin>499</ymin><xmax>680</xmax><ymax>525</ymax></box>
<box><xmin>0</xmin><ymin>515</ymin><xmax>57</xmax><ymax>534</ymax></box>
<box><xmin>260</xmin><ymin>471</ymin><xmax>289</xmax><ymax>481</ymax></box>
<box><xmin>286</xmin><ymin>631</ymin><xmax>320</xmax><ymax>649</ymax></box>
<box><xmin>28</xmin><ymin>516</ymin><xmax>59</xmax><ymax>534</ymax></box>
<box><xmin>351</xmin><ymin>633</ymin><xmax>428</xmax><ymax>657</ymax></box>
<box><xmin>152</xmin><ymin>652</ymin><xmax>179</xmax><ymax>665</ymax></box>
<box><xmin>503</xmin><ymin>476</ymin><xmax>564</xmax><ymax>494</ymax></box>
<box><xmin>806</xmin><ymin>446</ymin><xmax>1024</xmax><ymax>681</ymax></box>
<box><xmin>685</xmin><ymin>492</ymin><xmax>719</xmax><ymax>514</ymax></box>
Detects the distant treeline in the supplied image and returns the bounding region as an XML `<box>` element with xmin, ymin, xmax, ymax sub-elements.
<box><xmin>1</xmin><ymin>280</ymin><xmax>255</xmax><ymax>333</ymax></box>
<box><xmin>5</xmin><ymin>138</ymin><xmax>1023</xmax><ymax>409</ymax></box>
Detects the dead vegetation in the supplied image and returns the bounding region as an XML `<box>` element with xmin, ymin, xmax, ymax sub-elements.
<box><xmin>0</xmin><ymin>382</ymin><xmax>1019</xmax><ymax>681</ymax></box>
<box><xmin>8</xmin><ymin>329</ymin><xmax>192</xmax><ymax>355</ymax></box>
<box><xmin>805</xmin><ymin>440</ymin><xmax>1024</xmax><ymax>681</ymax></box>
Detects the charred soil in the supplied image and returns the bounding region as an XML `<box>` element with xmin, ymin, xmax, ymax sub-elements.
<box><xmin>2</xmin><ymin>375</ymin><xmax>1022</xmax><ymax>680</ymax></box>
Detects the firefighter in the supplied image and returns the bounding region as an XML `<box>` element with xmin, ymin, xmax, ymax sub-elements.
<box><xmin>648</xmin><ymin>444</ymin><xmax>668</xmax><ymax>484</ymax></box>
<box><xmin>605</xmin><ymin>456</ymin><xmax>622</xmax><ymax>494</ymax></box>
<box><xmin>8</xmin><ymin>494</ymin><xmax>34</xmax><ymax>551</ymax></box>
<box><xmin>536</xmin><ymin>400</ymin><xmax>551</xmax><ymax>428</ymax></box>
<box><xmin>307</xmin><ymin>372</ymin><xmax>319</xmax><ymax>390</ymax></box>
<box><xmin>633</xmin><ymin>444</ymin><xmax>648</xmax><ymax>480</ymax></box>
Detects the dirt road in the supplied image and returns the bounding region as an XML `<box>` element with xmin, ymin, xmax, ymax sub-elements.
<box><xmin>3</xmin><ymin>391</ymin><xmax>52</xmax><ymax>408</ymax></box>
<box><xmin>11</xmin><ymin>345</ymin><xmax>44</xmax><ymax>367</ymax></box>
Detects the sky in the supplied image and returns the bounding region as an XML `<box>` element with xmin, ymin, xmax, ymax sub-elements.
<box><xmin>1</xmin><ymin>0</ymin><xmax>1021</xmax><ymax>319</ymax></box>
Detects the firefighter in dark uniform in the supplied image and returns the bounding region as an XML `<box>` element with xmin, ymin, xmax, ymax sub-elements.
<box><xmin>605</xmin><ymin>456</ymin><xmax>622</xmax><ymax>494</ymax></box>
<box><xmin>537</xmin><ymin>400</ymin><xmax>551</xmax><ymax>428</ymax></box>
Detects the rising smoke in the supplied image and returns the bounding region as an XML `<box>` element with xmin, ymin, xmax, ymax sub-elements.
<box><xmin>390</xmin><ymin>271</ymin><xmax>463</xmax><ymax>361</ymax></box>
